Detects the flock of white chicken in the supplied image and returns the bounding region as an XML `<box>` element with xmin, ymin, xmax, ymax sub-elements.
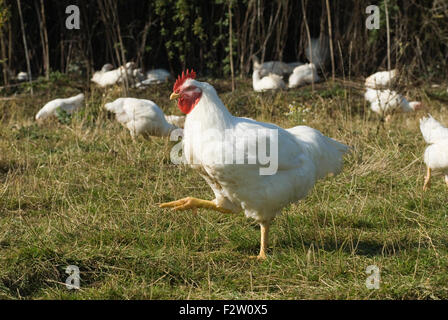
<box><xmin>364</xmin><ymin>69</ymin><xmax>423</xmax><ymax>121</ymax></box>
<box><xmin>363</xmin><ymin>70</ymin><xmax>448</xmax><ymax>192</ymax></box>
<box><xmin>252</xmin><ymin>57</ymin><xmax>320</xmax><ymax>92</ymax></box>
<box><xmin>31</xmin><ymin>59</ymin><xmax>448</xmax><ymax>260</ymax></box>
<box><xmin>90</xmin><ymin>62</ymin><xmax>173</xmax><ymax>88</ymax></box>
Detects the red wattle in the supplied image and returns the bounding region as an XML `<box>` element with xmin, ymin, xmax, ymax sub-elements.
<box><xmin>177</xmin><ymin>93</ymin><xmax>201</xmax><ymax>114</ymax></box>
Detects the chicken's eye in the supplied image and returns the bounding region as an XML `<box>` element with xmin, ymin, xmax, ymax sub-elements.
<box><xmin>183</xmin><ymin>85</ymin><xmax>197</xmax><ymax>92</ymax></box>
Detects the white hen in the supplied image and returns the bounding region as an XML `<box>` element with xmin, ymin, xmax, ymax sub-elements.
<box><xmin>252</xmin><ymin>56</ymin><xmax>299</xmax><ymax>77</ymax></box>
<box><xmin>135</xmin><ymin>69</ymin><xmax>173</xmax><ymax>88</ymax></box>
<box><xmin>252</xmin><ymin>69</ymin><xmax>286</xmax><ymax>92</ymax></box>
<box><xmin>146</xmin><ymin>69</ymin><xmax>172</xmax><ymax>83</ymax></box>
<box><xmin>91</xmin><ymin>62</ymin><xmax>135</xmax><ymax>88</ymax></box>
<box><xmin>288</xmin><ymin>63</ymin><xmax>320</xmax><ymax>88</ymax></box>
<box><xmin>365</xmin><ymin>69</ymin><xmax>398</xmax><ymax>89</ymax></box>
<box><xmin>91</xmin><ymin>64</ymin><xmax>114</xmax><ymax>84</ymax></box>
<box><xmin>35</xmin><ymin>93</ymin><xmax>84</xmax><ymax>120</ymax></box>
<box><xmin>159</xmin><ymin>70</ymin><xmax>350</xmax><ymax>260</ymax></box>
<box><xmin>365</xmin><ymin>88</ymin><xmax>422</xmax><ymax>117</ymax></box>
<box><xmin>16</xmin><ymin>71</ymin><xmax>29</xmax><ymax>82</ymax></box>
<box><xmin>419</xmin><ymin>115</ymin><xmax>448</xmax><ymax>190</ymax></box>
<box><xmin>104</xmin><ymin>98</ymin><xmax>179</xmax><ymax>138</ymax></box>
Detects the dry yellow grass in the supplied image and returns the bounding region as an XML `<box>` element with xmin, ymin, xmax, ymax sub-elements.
<box><xmin>1</xmin><ymin>75</ymin><xmax>448</xmax><ymax>299</ymax></box>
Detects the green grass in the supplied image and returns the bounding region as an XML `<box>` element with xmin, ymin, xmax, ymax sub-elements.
<box><xmin>1</xmin><ymin>76</ymin><xmax>448</xmax><ymax>299</ymax></box>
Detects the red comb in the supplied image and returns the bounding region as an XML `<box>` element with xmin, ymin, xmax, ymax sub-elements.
<box><xmin>173</xmin><ymin>69</ymin><xmax>196</xmax><ymax>92</ymax></box>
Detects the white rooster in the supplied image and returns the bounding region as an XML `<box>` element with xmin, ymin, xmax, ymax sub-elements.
<box><xmin>365</xmin><ymin>69</ymin><xmax>397</xmax><ymax>89</ymax></box>
<box><xmin>35</xmin><ymin>93</ymin><xmax>84</xmax><ymax>121</ymax></box>
<box><xmin>104</xmin><ymin>97</ymin><xmax>184</xmax><ymax>138</ymax></box>
<box><xmin>288</xmin><ymin>63</ymin><xmax>320</xmax><ymax>88</ymax></box>
<box><xmin>365</xmin><ymin>88</ymin><xmax>422</xmax><ymax>120</ymax></box>
<box><xmin>159</xmin><ymin>70</ymin><xmax>349</xmax><ymax>260</ymax></box>
<box><xmin>252</xmin><ymin>68</ymin><xmax>286</xmax><ymax>92</ymax></box>
<box><xmin>419</xmin><ymin>115</ymin><xmax>448</xmax><ymax>190</ymax></box>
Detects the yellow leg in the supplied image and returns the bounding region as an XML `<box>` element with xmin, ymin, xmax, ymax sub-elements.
<box><xmin>423</xmin><ymin>167</ymin><xmax>431</xmax><ymax>191</ymax></box>
<box><xmin>445</xmin><ymin>175</ymin><xmax>448</xmax><ymax>188</ymax></box>
<box><xmin>250</xmin><ymin>221</ymin><xmax>271</xmax><ymax>260</ymax></box>
<box><xmin>159</xmin><ymin>197</ymin><xmax>232</xmax><ymax>213</ymax></box>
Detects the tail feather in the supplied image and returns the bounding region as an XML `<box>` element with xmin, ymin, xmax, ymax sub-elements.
<box><xmin>420</xmin><ymin>114</ymin><xmax>448</xmax><ymax>144</ymax></box>
<box><xmin>286</xmin><ymin>126</ymin><xmax>350</xmax><ymax>180</ymax></box>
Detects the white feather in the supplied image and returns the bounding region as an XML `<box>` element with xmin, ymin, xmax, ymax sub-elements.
<box><xmin>91</xmin><ymin>63</ymin><xmax>135</xmax><ymax>88</ymax></box>
<box><xmin>17</xmin><ymin>72</ymin><xmax>29</xmax><ymax>81</ymax></box>
<box><xmin>365</xmin><ymin>88</ymin><xmax>420</xmax><ymax>115</ymax></box>
<box><xmin>420</xmin><ymin>115</ymin><xmax>448</xmax><ymax>144</ymax></box>
<box><xmin>104</xmin><ymin>97</ymin><xmax>177</xmax><ymax>138</ymax></box>
<box><xmin>288</xmin><ymin>63</ymin><xmax>320</xmax><ymax>88</ymax></box>
<box><xmin>252</xmin><ymin>69</ymin><xmax>286</xmax><ymax>92</ymax></box>
<box><xmin>365</xmin><ymin>69</ymin><xmax>397</xmax><ymax>89</ymax></box>
<box><xmin>146</xmin><ymin>69</ymin><xmax>172</xmax><ymax>83</ymax></box>
<box><xmin>91</xmin><ymin>68</ymin><xmax>123</xmax><ymax>87</ymax></box>
<box><xmin>179</xmin><ymin>78</ymin><xmax>349</xmax><ymax>223</ymax></box>
<box><xmin>35</xmin><ymin>93</ymin><xmax>84</xmax><ymax>120</ymax></box>
<box><xmin>423</xmin><ymin>140</ymin><xmax>448</xmax><ymax>173</ymax></box>
<box><xmin>419</xmin><ymin>115</ymin><xmax>448</xmax><ymax>176</ymax></box>
<box><xmin>164</xmin><ymin>115</ymin><xmax>186</xmax><ymax>128</ymax></box>
<box><xmin>252</xmin><ymin>56</ymin><xmax>297</xmax><ymax>77</ymax></box>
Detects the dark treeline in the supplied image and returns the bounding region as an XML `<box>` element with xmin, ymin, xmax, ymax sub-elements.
<box><xmin>0</xmin><ymin>0</ymin><xmax>447</xmax><ymax>86</ymax></box>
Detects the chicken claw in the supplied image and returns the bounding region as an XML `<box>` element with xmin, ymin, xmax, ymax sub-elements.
<box><xmin>248</xmin><ymin>222</ymin><xmax>270</xmax><ymax>261</ymax></box>
<box><xmin>159</xmin><ymin>197</ymin><xmax>232</xmax><ymax>213</ymax></box>
<box><xmin>249</xmin><ymin>253</ymin><xmax>267</xmax><ymax>261</ymax></box>
<box><xmin>423</xmin><ymin>167</ymin><xmax>431</xmax><ymax>191</ymax></box>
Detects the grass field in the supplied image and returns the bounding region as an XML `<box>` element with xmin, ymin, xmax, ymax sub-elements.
<box><xmin>1</xmin><ymin>74</ymin><xmax>448</xmax><ymax>299</ymax></box>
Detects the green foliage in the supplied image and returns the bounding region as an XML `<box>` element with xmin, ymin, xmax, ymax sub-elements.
<box><xmin>55</xmin><ymin>108</ymin><xmax>71</xmax><ymax>125</ymax></box>
<box><xmin>0</xmin><ymin>0</ymin><xmax>10</xmax><ymax>28</ymax></box>
<box><xmin>1</xmin><ymin>1</ymin><xmax>447</xmax><ymax>82</ymax></box>
<box><xmin>367</xmin><ymin>0</ymin><xmax>400</xmax><ymax>45</ymax></box>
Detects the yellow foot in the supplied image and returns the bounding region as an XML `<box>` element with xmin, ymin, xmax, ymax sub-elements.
<box><xmin>423</xmin><ymin>167</ymin><xmax>431</xmax><ymax>191</ymax></box>
<box><xmin>249</xmin><ymin>253</ymin><xmax>267</xmax><ymax>261</ymax></box>
<box><xmin>159</xmin><ymin>197</ymin><xmax>232</xmax><ymax>213</ymax></box>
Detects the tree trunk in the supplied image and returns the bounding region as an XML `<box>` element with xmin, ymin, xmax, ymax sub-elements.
<box><xmin>228</xmin><ymin>1</ymin><xmax>235</xmax><ymax>91</ymax></box>
<box><xmin>0</xmin><ymin>25</ymin><xmax>9</xmax><ymax>85</ymax></box>
<box><xmin>301</xmin><ymin>0</ymin><xmax>314</xmax><ymax>91</ymax></box>
<box><xmin>325</xmin><ymin>0</ymin><xmax>335</xmax><ymax>81</ymax></box>
<box><xmin>40</xmin><ymin>0</ymin><xmax>50</xmax><ymax>79</ymax></box>
<box><xmin>384</xmin><ymin>0</ymin><xmax>391</xmax><ymax>71</ymax></box>
<box><xmin>16</xmin><ymin>0</ymin><xmax>33</xmax><ymax>94</ymax></box>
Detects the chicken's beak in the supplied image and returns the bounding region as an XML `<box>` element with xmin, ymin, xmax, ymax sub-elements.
<box><xmin>170</xmin><ymin>92</ymin><xmax>180</xmax><ymax>100</ymax></box>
